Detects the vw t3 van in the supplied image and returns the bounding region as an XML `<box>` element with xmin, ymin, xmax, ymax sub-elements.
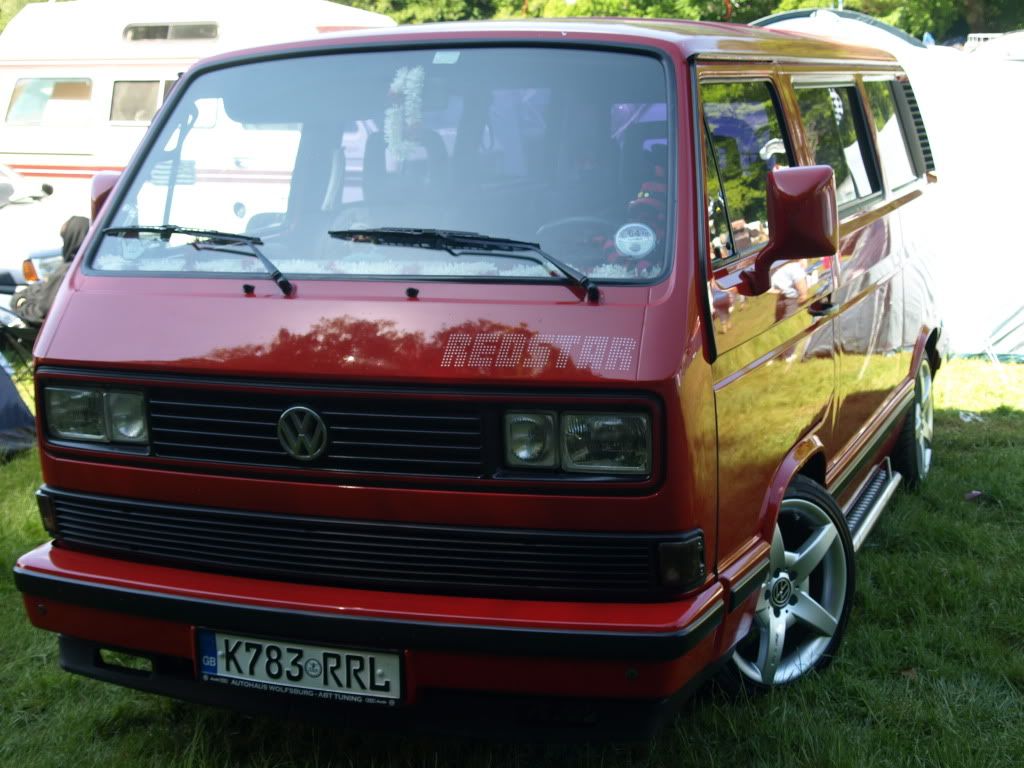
<box><xmin>15</xmin><ymin>19</ymin><xmax>943</xmax><ymax>737</ymax></box>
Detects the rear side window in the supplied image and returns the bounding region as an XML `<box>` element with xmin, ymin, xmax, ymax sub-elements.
<box><xmin>794</xmin><ymin>85</ymin><xmax>877</xmax><ymax>206</ymax></box>
<box><xmin>702</xmin><ymin>81</ymin><xmax>790</xmax><ymax>259</ymax></box>
<box><xmin>863</xmin><ymin>80</ymin><xmax>917</xmax><ymax>189</ymax></box>
<box><xmin>6</xmin><ymin>78</ymin><xmax>92</xmax><ymax>124</ymax></box>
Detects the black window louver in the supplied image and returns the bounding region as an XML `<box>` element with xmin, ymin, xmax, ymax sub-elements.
<box><xmin>897</xmin><ymin>80</ymin><xmax>935</xmax><ymax>174</ymax></box>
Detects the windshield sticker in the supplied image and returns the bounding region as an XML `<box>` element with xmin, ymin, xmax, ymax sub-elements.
<box><xmin>614</xmin><ymin>223</ymin><xmax>657</xmax><ymax>259</ymax></box>
<box><xmin>441</xmin><ymin>332</ymin><xmax>637</xmax><ymax>372</ymax></box>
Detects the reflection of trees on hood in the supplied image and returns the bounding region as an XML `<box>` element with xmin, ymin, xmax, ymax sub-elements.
<box><xmin>193</xmin><ymin>316</ymin><xmax>570</xmax><ymax>376</ymax></box>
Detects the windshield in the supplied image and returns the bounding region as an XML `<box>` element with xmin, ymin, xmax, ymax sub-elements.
<box><xmin>91</xmin><ymin>47</ymin><xmax>673</xmax><ymax>284</ymax></box>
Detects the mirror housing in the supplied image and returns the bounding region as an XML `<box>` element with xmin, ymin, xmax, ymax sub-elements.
<box><xmin>740</xmin><ymin>165</ymin><xmax>838</xmax><ymax>296</ymax></box>
<box><xmin>91</xmin><ymin>172</ymin><xmax>120</xmax><ymax>221</ymax></box>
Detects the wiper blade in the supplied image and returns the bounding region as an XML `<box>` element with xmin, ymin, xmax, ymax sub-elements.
<box><xmin>103</xmin><ymin>225</ymin><xmax>292</xmax><ymax>296</ymax></box>
<box><xmin>327</xmin><ymin>227</ymin><xmax>599</xmax><ymax>302</ymax></box>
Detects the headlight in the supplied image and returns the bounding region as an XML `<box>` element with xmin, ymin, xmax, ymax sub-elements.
<box><xmin>504</xmin><ymin>412</ymin><xmax>557</xmax><ymax>468</ymax></box>
<box><xmin>503</xmin><ymin>410</ymin><xmax>652</xmax><ymax>475</ymax></box>
<box><xmin>45</xmin><ymin>388</ymin><xmax>107</xmax><ymax>441</ymax></box>
<box><xmin>44</xmin><ymin>387</ymin><xmax>148</xmax><ymax>444</ymax></box>
<box><xmin>106</xmin><ymin>391</ymin><xmax>148</xmax><ymax>443</ymax></box>
<box><xmin>562</xmin><ymin>413</ymin><xmax>651</xmax><ymax>474</ymax></box>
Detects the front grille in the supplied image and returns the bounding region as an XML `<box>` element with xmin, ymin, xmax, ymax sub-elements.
<box><xmin>49</xmin><ymin>490</ymin><xmax>665</xmax><ymax>600</ymax></box>
<box><xmin>147</xmin><ymin>388</ymin><xmax>486</xmax><ymax>477</ymax></box>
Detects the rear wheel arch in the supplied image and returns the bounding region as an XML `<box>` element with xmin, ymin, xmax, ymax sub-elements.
<box><xmin>925</xmin><ymin>327</ymin><xmax>942</xmax><ymax>376</ymax></box>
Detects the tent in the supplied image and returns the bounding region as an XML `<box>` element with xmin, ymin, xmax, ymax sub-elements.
<box><xmin>0</xmin><ymin>304</ymin><xmax>35</xmax><ymax>460</ymax></box>
<box><xmin>0</xmin><ymin>363</ymin><xmax>34</xmax><ymax>460</ymax></box>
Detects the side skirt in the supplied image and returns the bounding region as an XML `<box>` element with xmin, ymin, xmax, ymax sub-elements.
<box><xmin>842</xmin><ymin>456</ymin><xmax>902</xmax><ymax>552</ymax></box>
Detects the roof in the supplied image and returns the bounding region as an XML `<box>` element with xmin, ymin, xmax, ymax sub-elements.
<box><xmin>194</xmin><ymin>17</ymin><xmax>898</xmax><ymax>70</ymax></box>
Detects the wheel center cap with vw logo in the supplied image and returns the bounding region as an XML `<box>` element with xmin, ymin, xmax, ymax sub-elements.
<box><xmin>768</xmin><ymin>575</ymin><xmax>794</xmax><ymax>608</ymax></box>
<box><xmin>277</xmin><ymin>406</ymin><xmax>328</xmax><ymax>461</ymax></box>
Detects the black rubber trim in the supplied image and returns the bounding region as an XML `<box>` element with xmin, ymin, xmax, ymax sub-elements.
<box><xmin>727</xmin><ymin>559</ymin><xmax>769</xmax><ymax>612</ymax></box>
<box><xmin>17</xmin><ymin>569</ymin><xmax>724</xmax><ymax>662</ymax></box>
<box><xmin>57</xmin><ymin>635</ymin><xmax>732</xmax><ymax>741</ymax></box>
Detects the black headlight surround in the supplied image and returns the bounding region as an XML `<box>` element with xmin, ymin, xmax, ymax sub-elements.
<box><xmin>34</xmin><ymin>367</ymin><xmax>664</xmax><ymax>494</ymax></box>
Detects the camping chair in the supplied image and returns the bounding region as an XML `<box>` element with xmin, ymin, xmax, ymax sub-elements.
<box><xmin>0</xmin><ymin>307</ymin><xmax>39</xmax><ymax>411</ymax></box>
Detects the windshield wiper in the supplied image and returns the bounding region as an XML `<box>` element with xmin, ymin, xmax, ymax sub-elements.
<box><xmin>327</xmin><ymin>227</ymin><xmax>599</xmax><ymax>302</ymax></box>
<box><xmin>103</xmin><ymin>225</ymin><xmax>292</xmax><ymax>296</ymax></box>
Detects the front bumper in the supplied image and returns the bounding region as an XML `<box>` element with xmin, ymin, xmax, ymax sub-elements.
<box><xmin>16</xmin><ymin>541</ymin><xmax>728</xmax><ymax>736</ymax></box>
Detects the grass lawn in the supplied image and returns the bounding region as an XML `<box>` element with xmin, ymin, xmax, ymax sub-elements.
<box><xmin>1</xmin><ymin>359</ymin><xmax>1022</xmax><ymax>767</ymax></box>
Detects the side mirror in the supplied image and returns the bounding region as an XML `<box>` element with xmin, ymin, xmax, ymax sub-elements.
<box><xmin>740</xmin><ymin>165</ymin><xmax>837</xmax><ymax>296</ymax></box>
<box><xmin>40</xmin><ymin>183</ymin><xmax>54</xmax><ymax>197</ymax></box>
<box><xmin>91</xmin><ymin>172</ymin><xmax>120</xmax><ymax>221</ymax></box>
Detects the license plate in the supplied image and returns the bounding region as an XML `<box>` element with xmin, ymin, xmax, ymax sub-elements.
<box><xmin>197</xmin><ymin>630</ymin><xmax>401</xmax><ymax>705</ymax></box>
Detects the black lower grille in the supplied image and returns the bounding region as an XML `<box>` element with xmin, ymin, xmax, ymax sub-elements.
<box><xmin>147</xmin><ymin>388</ymin><xmax>487</xmax><ymax>478</ymax></box>
<box><xmin>49</xmin><ymin>490</ymin><xmax>666</xmax><ymax>600</ymax></box>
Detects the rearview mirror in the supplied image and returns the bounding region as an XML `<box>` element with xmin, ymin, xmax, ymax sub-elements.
<box><xmin>91</xmin><ymin>172</ymin><xmax>120</xmax><ymax>221</ymax></box>
<box><xmin>740</xmin><ymin>165</ymin><xmax>837</xmax><ymax>296</ymax></box>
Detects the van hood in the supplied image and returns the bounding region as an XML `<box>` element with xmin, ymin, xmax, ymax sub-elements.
<box><xmin>39</xmin><ymin>275</ymin><xmax>651</xmax><ymax>385</ymax></box>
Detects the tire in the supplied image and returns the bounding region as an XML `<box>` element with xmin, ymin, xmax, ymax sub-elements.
<box><xmin>720</xmin><ymin>475</ymin><xmax>856</xmax><ymax>691</ymax></box>
<box><xmin>891</xmin><ymin>358</ymin><xmax>934</xmax><ymax>490</ymax></box>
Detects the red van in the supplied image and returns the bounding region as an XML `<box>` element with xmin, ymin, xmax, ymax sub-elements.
<box><xmin>15</xmin><ymin>19</ymin><xmax>943</xmax><ymax>737</ymax></box>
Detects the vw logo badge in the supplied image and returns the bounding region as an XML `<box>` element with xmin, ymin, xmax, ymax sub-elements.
<box><xmin>277</xmin><ymin>406</ymin><xmax>328</xmax><ymax>461</ymax></box>
<box><xmin>770</xmin><ymin>578</ymin><xmax>793</xmax><ymax>608</ymax></box>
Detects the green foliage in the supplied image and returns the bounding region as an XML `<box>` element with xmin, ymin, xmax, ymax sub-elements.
<box><xmin>344</xmin><ymin>0</ymin><xmax>497</xmax><ymax>24</ymax></box>
<box><xmin>338</xmin><ymin>0</ymin><xmax>1024</xmax><ymax>41</ymax></box>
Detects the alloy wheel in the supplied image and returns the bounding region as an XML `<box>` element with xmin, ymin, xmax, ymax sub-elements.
<box><xmin>914</xmin><ymin>360</ymin><xmax>934</xmax><ymax>480</ymax></box>
<box><xmin>732</xmin><ymin>497</ymin><xmax>849</xmax><ymax>686</ymax></box>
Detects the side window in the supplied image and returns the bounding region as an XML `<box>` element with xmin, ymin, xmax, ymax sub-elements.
<box><xmin>863</xmin><ymin>80</ymin><xmax>917</xmax><ymax>189</ymax></box>
<box><xmin>701</xmin><ymin>81</ymin><xmax>790</xmax><ymax>259</ymax></box>
<box><xmin>794</xmin><ymin>85</ymin><xmax>878</xmax><ymax>206</ymax></box>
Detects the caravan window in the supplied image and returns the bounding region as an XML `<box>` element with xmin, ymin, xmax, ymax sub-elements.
<box><xmin>6</xmin><ymin>78</ymin><xmax>92</xmax><ymax>125</ymax></box>
<box><xmin>124</xmin><ymin>23</ymin><xmax>218</xmax><ymax>41</ymax></box>
<box><xmin>111</xmin><ymin>81</ymin><xmax>161</xmax><ymax>122</ymax></box>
